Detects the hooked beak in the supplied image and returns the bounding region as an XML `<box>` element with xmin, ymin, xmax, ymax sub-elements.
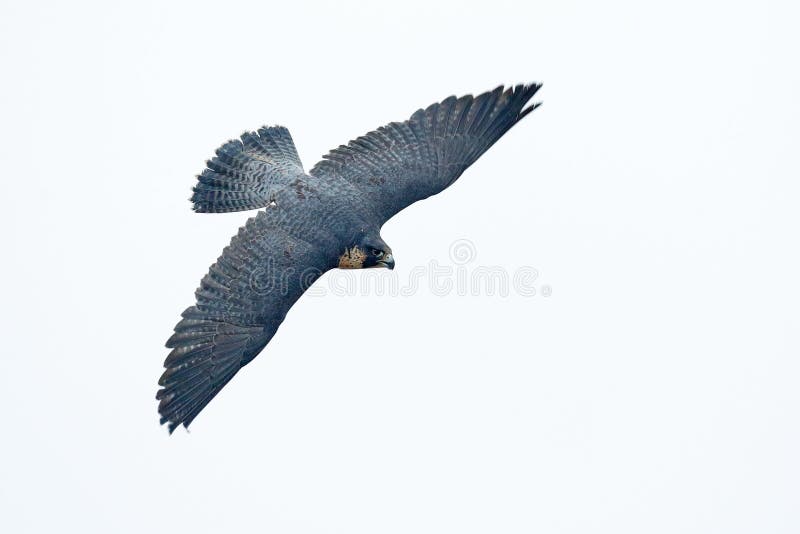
<box><xmin>377</xmin><ymin>253</ymin><xmax>395</xmax><ymax>270</ymax></box>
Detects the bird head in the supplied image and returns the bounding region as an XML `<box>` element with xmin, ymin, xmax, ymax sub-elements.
<box><xmin>338</xmin><ymin>234</ymin><xmax>394</xmax><ymax>270</ymax></box>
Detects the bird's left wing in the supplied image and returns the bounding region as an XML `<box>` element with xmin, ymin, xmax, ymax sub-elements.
<box><xmin>309</xmin><ymin>84</ymin><xmax>541</xmax><ymax>225</ymax></box>
<box><xmin>157</xmin><ymin>207</ymin><xmax>330</xmax><ymax>433</ymax></box>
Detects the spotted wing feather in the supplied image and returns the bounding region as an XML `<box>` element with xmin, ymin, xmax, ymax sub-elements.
<box><xmin>156</xmin><ymin>208</ymin><xmax>329</xmax><ymax>432</ymax></box>
<box><xmin>310</xmin><ymin>84</ymin><xmax>542</xmax><ymax>223</ymax></box>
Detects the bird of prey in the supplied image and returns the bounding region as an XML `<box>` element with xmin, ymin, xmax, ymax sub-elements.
<box><xmin>157</xmin><ymin>83</ymin><xmax>542</xmax><ymax>432</ymax></box>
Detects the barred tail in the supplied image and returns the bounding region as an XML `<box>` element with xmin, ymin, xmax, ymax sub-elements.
<box><xmin>191</xmin><ymin>126</ymin><xmax>305</xmax><ymax>213</ymax></box>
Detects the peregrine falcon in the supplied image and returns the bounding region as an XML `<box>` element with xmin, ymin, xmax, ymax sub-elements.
<box><xmin>157</xmin><ymin>84</ymin><xmax>542</xmax><ymax>432</ymax></box>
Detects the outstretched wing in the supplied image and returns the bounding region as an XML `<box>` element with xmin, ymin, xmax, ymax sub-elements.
<box><xmin>310</xmin><ymin>84</ymin><xmax>541</xmax><ymax>224</ymax></box>
<box><xmin>157</xmin><ymin>207</ymin><xmax>329</xmax><ymax>432</ymax></box>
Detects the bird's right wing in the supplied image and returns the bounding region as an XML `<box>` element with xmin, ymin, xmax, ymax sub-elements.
<box><xmin>309</xmin><ymin>84</ymin><xmax>541</xmax><ymax>225</ymax></box>
<box><xmin>156</xmin><ymin>207</ymin><xmax>330</xmax><ymax>433</ymax></box>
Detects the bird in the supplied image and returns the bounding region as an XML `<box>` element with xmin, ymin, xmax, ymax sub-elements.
<box><xmin>157</xmin><ymin>83</ymin><xmax>542</xmax><ymax>433</ymax></box>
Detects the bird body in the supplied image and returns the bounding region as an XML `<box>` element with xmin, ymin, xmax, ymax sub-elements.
<box><xmin>158</xmin><ymin>84</ymin><xmax>542</xmax><ymax>432</ymax></box>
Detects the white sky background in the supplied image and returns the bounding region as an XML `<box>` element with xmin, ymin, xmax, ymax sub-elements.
<box><xmin>1</xmin><ymin>1</ymin><xmax>799</xmax><ymax>532</ymax></box>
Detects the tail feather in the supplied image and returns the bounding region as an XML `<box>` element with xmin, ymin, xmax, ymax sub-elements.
<box><xmin>191</xmin><ymin>126</ymin><xmax>304</xmax><ymax>213</ymax></box>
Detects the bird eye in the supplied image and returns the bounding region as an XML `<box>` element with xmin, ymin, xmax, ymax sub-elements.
<box><xmin>372</xmin><ymin>249</ymin><xmax>383</xmax><ymax>257</ymax></box>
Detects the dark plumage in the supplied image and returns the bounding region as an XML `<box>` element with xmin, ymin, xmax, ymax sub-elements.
<box><xmin>157</xmin><ymin>84</ymin><xmax>542</xmax><ymax>432</ymax></box>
